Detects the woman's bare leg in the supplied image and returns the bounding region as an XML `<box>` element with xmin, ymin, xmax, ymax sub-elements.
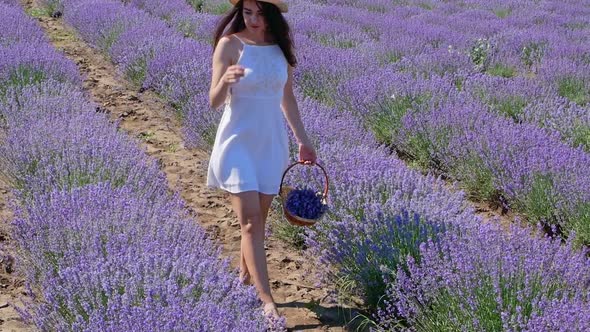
<box><xmin>239</xmin><ymin>241</ymin><xmax>251</xmax><ymax>284</ymax></box>
<box><xmin>230</xmin><ymin>191</ymin><xmax>275</xmax><ymax>305</ymax></box>
<box><xmin>259</xmin><ymin>193</ymin><xmax>275</xmax><ymax>225</ymax></box>
<box><xmin>239</xmin><ymin>193</ymin><xmax>275</xmax><ymax>284</ymax></box>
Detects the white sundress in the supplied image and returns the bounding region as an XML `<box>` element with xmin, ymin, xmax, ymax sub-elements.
<box><xmin>206</xmin><ymin>35</ymin><xmax>290</xmax><ymax>195</ymax></box>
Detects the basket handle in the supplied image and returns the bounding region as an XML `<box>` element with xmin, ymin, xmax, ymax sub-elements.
<box><xmin>279</xmin><ymin>161</ymin><xmax>329</xmax><ymax>199</ymax></box>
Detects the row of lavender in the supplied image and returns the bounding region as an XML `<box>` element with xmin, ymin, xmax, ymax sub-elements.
<box><xmin>50</xmin><ymin>0</ymin><xmax>590</xmax><ymax>329</ymax></box>
<box><xmin>0</xmin><ymin>3</ymin><xmax>278</xmax><ymax>330</ymax></box>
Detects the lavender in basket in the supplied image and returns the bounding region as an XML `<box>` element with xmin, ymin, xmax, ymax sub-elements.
<box><xmin>285</xmin><ymin>186</ymin><xmax>328</xmax><ymax>220</ymax></box>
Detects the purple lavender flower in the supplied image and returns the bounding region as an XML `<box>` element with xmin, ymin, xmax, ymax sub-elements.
<box><xmin>285</xmin><ymin>186</ymin><xmax>328</xmax><ymax>220</ymax></box>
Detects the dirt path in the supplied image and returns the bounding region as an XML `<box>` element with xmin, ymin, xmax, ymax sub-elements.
<box><xmin>0</xmin><ymin>185</ymin><xmax>34</xmax><ymax>331</ymax></box>
<box><xmin>0</xmin><ymin>1</ymin><xmax>352</xmax><ymax>330</ymax></box>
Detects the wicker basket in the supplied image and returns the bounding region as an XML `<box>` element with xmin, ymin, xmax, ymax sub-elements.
<box><xmin>279</xmin><ymin>161</ymin><xmax>329</xmax><ymax>227</ymax></box>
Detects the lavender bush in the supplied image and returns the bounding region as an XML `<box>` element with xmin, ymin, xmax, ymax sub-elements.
<box><xmin>0</xmin><ymin>108</ymin><xmax>168</xmax><ymax>200</ymax></box>
<box><xmin>288</xmin><ymin>0</ymin><xmax>590</xmax><ymax>318</ymax></box>
<box><xmin>315</xmin><ymin>210</ymin><xmax>447</xmax><ymax>309</ymax></box>
<box><xmin>0</xmin><ymin>80</ymin><xmax>92</xmax><ymax>127</ymax></box>
<box><xmin>64</xmin><ymin>0</ymin><xmax>149</xmax><ymax>52</ymax></box>
<box><xmin>125</xmin><ymin>0</ymin><xmax>220</xmax><ymax>42</ymax></box>
<box><xmin>0</xmin><ymin>4</ymin><xmax>48</xmax><ymax>46</ymax></box>
<box><xmin>397</xmin><ymin>101</ymin><xmax>590</xmax><ymax>245</ymax></box>
<box><xmin>189</xmin><ymin>0</ymin><xmax>232</xmax><ymax>15</ymax></box>
<box><xmin>109</xmin><ymin>20</ymin><xmax>182</xmax><ymax>86</ymax></box>
<box><xmin>0</xmin><ymin>42</ymin><xmax>81</xmax><ymax>96</ymax></box>
<box><xmin>12</xmin><ymin>183</ymin><xmax>271</xmax><ymax>331</ymax></box>
<box><xmin>377</xmin><ymin>222</ymin><xmax>590</xmax><ymax>331</ymax></box>
<box><xmin>462</xmin><ymin>73</ymin><xmax>590</xmax><ymax>150</ymax></box>
<box><xmin>126</xmin><ymin>0</ymin><xmax>201</xmax><ymax>38</ymax></box>
<box><xmin>322</xmin><ymin>0</ymin><xmax>590</xmax><ymax>245</ymax></box>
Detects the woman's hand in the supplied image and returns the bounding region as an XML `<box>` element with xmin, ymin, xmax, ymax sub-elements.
<box><xmin>298</xmin><ymin>141</ymin><xmax>317</xmax><ymax>165</ymax></box>
<box><xmin>222</xmin><ymin>65</ymin><xmax>245</xmax><ymax>85</ymax></box>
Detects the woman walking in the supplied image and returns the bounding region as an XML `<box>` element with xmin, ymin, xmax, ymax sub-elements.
<box><xmin>207</xmin><ymin>0</ymin><xmax>317</xmax><ymax>318</ymax></box>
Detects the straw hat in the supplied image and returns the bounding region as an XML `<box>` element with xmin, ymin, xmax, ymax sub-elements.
<box><xmin>229</xmin><ymin>0</ymin><xmax>288</xmax><ymax>13</ymax></box>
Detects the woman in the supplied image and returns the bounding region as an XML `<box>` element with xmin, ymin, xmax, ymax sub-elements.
<box><xmin>207</xmin><ymin>0</ymin><xmax>317</xmax><ymax>318</ymax></box>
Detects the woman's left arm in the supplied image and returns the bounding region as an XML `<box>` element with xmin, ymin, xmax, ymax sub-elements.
<box><xmin>281</xmin><ymin>65</ymin><xmax>317</xmax><ymax>164</ymax></box>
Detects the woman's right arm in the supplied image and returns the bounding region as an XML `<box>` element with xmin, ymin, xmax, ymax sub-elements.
<box><xmin>209</xmin><ymin>37</ymin><xmax>245</xmax><ymax>110</ymax></box>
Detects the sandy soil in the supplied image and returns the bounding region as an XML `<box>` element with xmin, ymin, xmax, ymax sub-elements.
<box><xmin>0</xmin><ymin>1</ymin><xmax>356</xmax><ymax>330</ymax></box>
<box><xmin>0</xmin><ymin>185</ymin><xmax>34</xmax><ymax>331</ymax></box>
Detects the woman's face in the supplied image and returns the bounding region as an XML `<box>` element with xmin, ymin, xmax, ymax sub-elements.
<box><xmin>242</xmin><ymin>0</ymin><xmax>267</xmax><ymax>32</ymax></box>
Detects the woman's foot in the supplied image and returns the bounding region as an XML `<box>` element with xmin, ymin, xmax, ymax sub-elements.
<box><xmin>262</xmin><ymin>302</ymin><xmax>280</xmax><ymax>319</ymax></box>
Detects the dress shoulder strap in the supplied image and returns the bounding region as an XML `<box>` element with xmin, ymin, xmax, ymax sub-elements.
<box><xmin>232</xmin><ymin>34</ymin><xmax>246</xmax><ymax>45</ymax></box>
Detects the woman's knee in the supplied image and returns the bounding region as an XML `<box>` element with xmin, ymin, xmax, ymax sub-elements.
<box><xmin>229</xmin><ymin>191</ymin><xmax>265</xmax><ymax>234</ymax></box>
<box><xmin>240</xmin><ymin>210</ymin><xmax>264</xmax><ymax>233</ymax></box>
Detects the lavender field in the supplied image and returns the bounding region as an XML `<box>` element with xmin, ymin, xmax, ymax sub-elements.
<box><xmin>1</xmin><ymin>0</ymin><xmax>590</xmax><ymax>330</ymax></box>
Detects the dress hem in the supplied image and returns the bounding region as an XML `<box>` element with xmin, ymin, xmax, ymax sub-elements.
<box><xmin>206</xmin><ymin>183</ymin><xmax>279</xmax><ymax>196</ymax></box>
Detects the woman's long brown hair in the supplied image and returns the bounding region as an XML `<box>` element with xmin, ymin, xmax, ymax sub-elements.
<box><xmin>213</xmin><ymin>0</ymin><xmax>297</xmax><ymax>67</ymax></box>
